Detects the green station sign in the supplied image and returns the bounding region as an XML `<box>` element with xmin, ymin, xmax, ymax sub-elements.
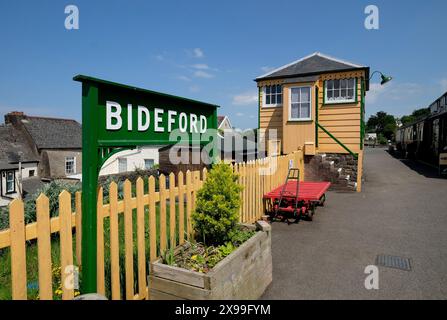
<box><xmin>73</xmin><ymin>75</ymin><xmax>219</xmax><ymax>294</ymax></box>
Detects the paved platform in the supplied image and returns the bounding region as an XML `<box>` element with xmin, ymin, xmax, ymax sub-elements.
<box><xmin>262</xmin><ymin>148</ymin><xmax>447</xmax><ymax>299</ymax></box>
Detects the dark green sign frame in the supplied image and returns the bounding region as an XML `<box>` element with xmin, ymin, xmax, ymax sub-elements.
<box><xmin>74</xmin><ymin>75</ymin><xmax>218</xmax><ymax>293</ymax></box>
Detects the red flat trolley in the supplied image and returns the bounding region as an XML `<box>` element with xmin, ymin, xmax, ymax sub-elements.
<box><xmin>263</xmin><ymin>168</ymin><xmax>331</xmax><ymax>224</ymax></box>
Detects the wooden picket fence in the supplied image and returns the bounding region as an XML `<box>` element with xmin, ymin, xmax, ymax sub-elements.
<box><xmin>234</xmin><ymin>151</ymin><xmax>304</xmax><ymax>223</ymax></box>
<box><xmin>0</xmin><ymin>151</ymin><xmax>303</xmax><ymax>300</ymax></box>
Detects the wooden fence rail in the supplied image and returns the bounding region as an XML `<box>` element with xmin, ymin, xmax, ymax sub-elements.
<box><xmin>0</xmin><ymin>151</ymin><xmax>303</xmax><ymax>300</ymax></box>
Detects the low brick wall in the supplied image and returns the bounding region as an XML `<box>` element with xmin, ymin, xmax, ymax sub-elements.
<box><xmin>149</xmin><ymin>221</ymin><xmax>272</xmax><ymax>300</ymax></box>
<box><xmin>305</xmin><ymin>153</ymin><xmax>358</xmax><ymax>191</ymax></box>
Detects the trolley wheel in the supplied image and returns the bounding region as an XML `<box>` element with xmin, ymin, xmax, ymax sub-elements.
<box><xmin>319</xmin><ymin>194</ymin><xmax>326</xmax><ymax>207</ymax></box>
<box><xmin>269</xmin><ymin>210</ymin><xmax>280</xmax><ymax>223</ymax></box>
<box><xmin>287</xmin><ymin>209</ymin><xmax>300</xmax><ymax>225</ymax></box>
<box><xmin>307</xmin><ymin>205</ymin><xmax>315</xmax><ymax>221</ymax></box>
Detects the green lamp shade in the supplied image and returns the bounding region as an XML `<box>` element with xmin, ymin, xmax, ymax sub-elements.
<box><xmin>380</xmin><ymin>74</ymin><xmax>392</xmax><ymax>85</ymax></box>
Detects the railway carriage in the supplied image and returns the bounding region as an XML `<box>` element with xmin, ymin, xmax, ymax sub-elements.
<box><xmin>396</xmin><ymin>92</ymin><xmax>447</xmax><ymax>175</ymax></box>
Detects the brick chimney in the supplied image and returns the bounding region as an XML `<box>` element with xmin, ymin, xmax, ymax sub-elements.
<box><xmin>4</xmin><ymin>111</ymin><xmax>25</xmax><ymax>125</ymax></box>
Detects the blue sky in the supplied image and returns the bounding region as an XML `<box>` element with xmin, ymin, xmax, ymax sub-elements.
<box><xmin>1</xmin><ymin>0</ymin><xmax>446</xmax><ymax>129</ymax></box>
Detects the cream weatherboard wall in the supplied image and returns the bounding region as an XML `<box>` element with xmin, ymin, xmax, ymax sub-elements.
<box><xmin>258</xmin><ymin>80</ymin><xmax>284</xmax><ymax>144</ymax></box>
<box><xmin>317</xmin><ymin>70</ymin><xmax>366</xmax><ymax>154</ymax></box>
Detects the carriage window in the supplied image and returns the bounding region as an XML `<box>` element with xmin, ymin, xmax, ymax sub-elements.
<box><xmin>433</xmin><ymin>119</ymin><xmax>440</xmax><ymax>152</ymax></box>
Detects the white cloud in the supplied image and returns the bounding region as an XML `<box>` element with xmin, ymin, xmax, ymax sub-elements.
<box><xmin>440</xmin><ymin>78</ymin><xmax>447</xmax><ymax>92</ymax></box>
<box><xmin>365</xmin><ymin>82</ymin><xmax>389</xmax><ymax>105</ymax></box>
<box><xmin>236</xmin><ymin>112</ymin><xmax>244</xmax><ymax>117</ymax></box>
<box><xmin>176</xmin><ymin>75</ymin><xmax>191</xmax><ymax>82</ymax></box>
<box><xmin>363</xmin><ymin>80</ymin><xmax>447</xmax><ymax>118</ymax></box>
<box><xmin>155</xmin><ymin>54</ymin><xmax>164</xmax><ymax>61</ymax></box>
<box><xmin>366</xmin><ymin>82</ymin><xmax>424</xmax><ymax>105</ymax></box>
<box><xmin>193</xmin><ymin>48</ymin><xmax>204</xmax><ymax>58</ymax></box>
<box><xmin>191</xmin><ymin>64</ymin><xmax>209</xmax><ymax>70</ymax></box>
<box><xmin>249</xmin><ymin>115</ymin><xmax>256</xmax><ymax>119</ymax></box>
<box><xmin>232</xmin><ymin>91</ymin><xmax>258</xmax><ymax>106</ymax></box>
<box><xmin>189</xmin><ymin>85</ymin><xmax>200</xmax><ymax>93</ymax></box>
<box><xmin>193</xmin><ymin>70</ymin><xmax>214</xmax><ymax>79</ymax></box>
<box><xmin>261</xmin><ymin>66</ymin><xmax>274</xmax><ymax>73</ymax></box>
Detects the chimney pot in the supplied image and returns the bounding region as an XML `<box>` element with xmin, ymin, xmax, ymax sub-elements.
<box><xmin>5</xmin><ymin>111</ymin><xmax>25</xmax><ymax>125</ymax></box>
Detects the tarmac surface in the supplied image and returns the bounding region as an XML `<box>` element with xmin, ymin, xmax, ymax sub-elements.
<box><xmin>261</xmin><ymin>147</ymin><xmax>447</xmax><ymax>299</ymax></box>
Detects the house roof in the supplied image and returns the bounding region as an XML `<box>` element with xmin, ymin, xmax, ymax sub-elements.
<box><xmin>22</xmin><ymin>177</ymin><xmax>47</xmax><ymax>200</ymax></box>
<box><xmin>21</xmin><ymin>116</ymin><xmax>82</xmax><ymax>150</ymax></box>
<box><xmin>0</xmin><ymin>124</ymin><xmax>39</xmax><ymax>170</ymax></box>
<box><xmin>255</xmin><ymin>52</ymin><xmax>369</xmax><ymax>84</ymax></box>
<box><xmin>217</xmin><ymin>115</ymin><xmax>232</xmax><ymax>129</ymax></box>
<box><xmin>217</xmin><ymin>116</ymin><xmax>225</xmax><ymax>125</ymax></box>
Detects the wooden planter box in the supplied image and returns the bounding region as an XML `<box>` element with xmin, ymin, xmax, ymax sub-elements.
<box><xmin>149</xmin><ymin>221</ymin><xmax>272</xmax><ymax>300</ymax></box>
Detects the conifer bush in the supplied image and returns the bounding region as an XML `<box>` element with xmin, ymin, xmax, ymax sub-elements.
<box><xmin>192</xmin><ymin>162</ymin><xmax>243</xmax><ymax>246</ymax></box>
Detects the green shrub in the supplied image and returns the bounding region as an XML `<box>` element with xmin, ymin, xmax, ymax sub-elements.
<box><xmin>377</xmin><ymin>134</ymin><xmax>388</xmax><ymax>145</ymax></box>
<box><xmin>192</xmin><ymin>162</ymin><xmax>243</xmax><ymax>246</ymax></box>
<box><xmin>0</xmin><ymin>180</ymin><xmax>81</xmax><ymax>230</ymax></box>
<box><xmin>228</xmin><ymin>229</ymin><xmax>256</xmax><ymax>247</ymax></box>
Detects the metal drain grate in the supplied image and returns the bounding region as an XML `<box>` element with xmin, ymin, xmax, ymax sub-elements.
<box><xmin>376</xmin><ymin>254</ymin><xmax>412</xmax><ymax>271</ymax></box>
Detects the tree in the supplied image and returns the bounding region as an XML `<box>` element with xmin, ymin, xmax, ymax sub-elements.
<box><xmin>400</xmin><ymin>115</ymin><xmax>415</xmax><ymax>126</ymax></box>
<box><xmin>400</xmin><ymin>107</ymin><xmax>430</xmax><ymax>125</ymax></box>
<box><xmin>411</xmin><ymin>107</ymin><xmax>430</xmax><ymax>119</ymax></box>
<box><xmin>366</xmin><ymin>111</ymin><xmax>396</xmax><ymax>140</ymax></box>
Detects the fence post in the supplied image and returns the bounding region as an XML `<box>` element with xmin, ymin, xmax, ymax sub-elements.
<box><xmin>109</xmin><ymin>182</ymin><xmax>120</xmax><ymax>300</ymax></box>
<box><xmin>9</xmin><ymin>199</ymin><xmax>27</xmax><ymax>300</ymax></box>
<box><xmin>59</xmin><ymin>190</ymin><xmax>74</xmax><ymax>300</ymax></box>
<box><xmin>36</xmin><ymin>194</ymin><xmax>52</xmax><ymax>300</ymax></box>
<box><xmin>136</xmin><ymin>177</ymin><xmax>147</xmax><ymax>299</ymax></box>
<box><xmin>123</xmin><ymin>180</ymin><xmax>134</xmax><ymax>300</ymax></box>
<box><xmin>186</xmin><ymin>171</ymin><xmax>192</xmax><ymax>240</ymax></box>
<box><xmin>249</xmin><ymin>161</ymin><xmax>254</xmax><ymax>223</ymax></box>
<box><xmin>96</xmin><ymin>187</ymin><xmax>105</xmax><ymax>296</ymax></box>
<box><xmin>235</xmin><ymin>163</ymin><xmax>242</xmax><ymax>222</ymax></box>
<box><xmin>178</xmin><ymin>171</ymin><xmax>185</xmax><ymax>245</ymax></box>
<box><xmin>159</xmin><ymin>174</ymin><xmax>167</xmax><ymax>254</ymax></box>
<box><xmin>75</xmin><ymin>192</ymin><xmax>82</xmax><ymax>267</ymax></box>
<box><xmin>169</xmin><ymin>173</ymin><xmax>176</xmax><ymax>249</ymax></box>
<box><xmin>241</xmin><ymin>163</ymin><xmax>246</xmax><ymax>223</ymax></box>
<box><xmin>202</xmin><ymin>167</ymin><xmax>207</xmax><ymax>182</ymax></box>
<box><xmin>257</xmin><ymin>160</ymin><xmax>261</xmax><ymax>220</ymax></box>
<box><xmin>148</xmin><ymin>176</ymin><xmax>157</xmax><ymax>262</ymax></box>
<box><xmin>357</xmin><ymin>150</ymin><xmax>364</xmax><ymax>192</ymax></box>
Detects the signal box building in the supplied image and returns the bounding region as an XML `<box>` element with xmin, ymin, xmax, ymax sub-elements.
<box><xmin>255</xmin><ymin>52</ymin><xmax>370</xmax><ymax>191</ymax></box>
